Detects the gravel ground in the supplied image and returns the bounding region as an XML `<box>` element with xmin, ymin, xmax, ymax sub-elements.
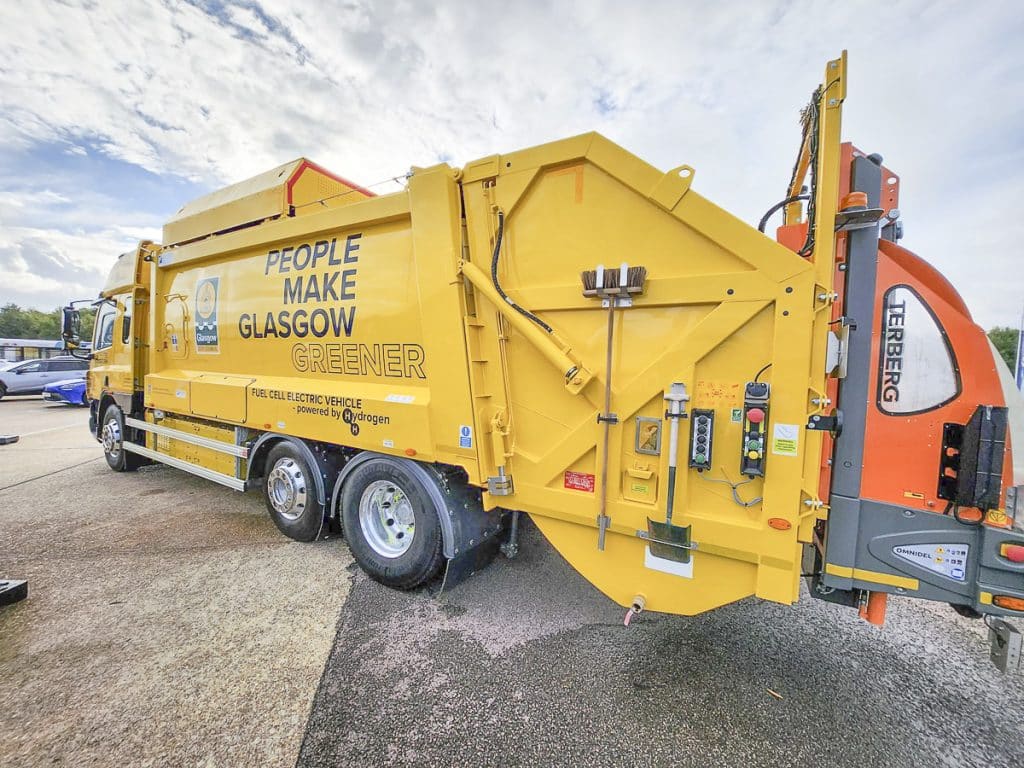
<box><xmin>300</xmin><ymin>517</ymin><xmax>1024</xmax><ymax>768</ymax></box>
<box><xmin>0</xmin><ymin>399</ymin><xmax>352</xmax><ymax>767</ymax></box>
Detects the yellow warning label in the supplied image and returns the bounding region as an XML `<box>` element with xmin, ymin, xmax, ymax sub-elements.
<box><xmin>693</xmin><ymin>380</ymin><xmax>742</xmax><ymax>408</ymax></box>
<box><xmin>985</xmin><ymin>509</ymin><xmax>1011</xmax><ymax>529</ymax></box>
<box><xmin>772</xmin><ymin>423</ymin><xmax>799</xmax><ymax>457</ymax></box>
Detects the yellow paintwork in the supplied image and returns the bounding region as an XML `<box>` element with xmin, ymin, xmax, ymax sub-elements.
<box><xmin>163</xmin><ymin>159</ymin><xmax>372</xmax><ymax>246</ymax></box>
<box><xmin>90</xmin><ymin>57</ymin><xmax>852</xmax><ymax>618</ymax></box>
<box><xmin>825</xmin><ymin>563</ymin><xmax>919</xmax><ymax>592</ymax></box>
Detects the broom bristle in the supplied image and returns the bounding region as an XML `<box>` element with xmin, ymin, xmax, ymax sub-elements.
<box><xmin>581</xmin><ymin>265</ymin><xmax>646</xmax><ymax>294</ymax></box>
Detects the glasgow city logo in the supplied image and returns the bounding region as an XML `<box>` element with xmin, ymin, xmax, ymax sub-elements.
<box><xmin>195</xmin><ymin>277</ymin><xmax>220</xmax><ymax>353</ymax></box>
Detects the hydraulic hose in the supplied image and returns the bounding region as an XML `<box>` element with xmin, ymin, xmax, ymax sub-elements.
<box><xmin>757</xmin><ymin>194</ymin><xmax>809</xmax><ymax>233</ymax></box>
<box><xmin>491</xmin><ymin>210</ymin><xmax>553</xmax><ymax>333</ymax></box>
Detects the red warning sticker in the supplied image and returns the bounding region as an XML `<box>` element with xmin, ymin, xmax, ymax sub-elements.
<box><xmin>564</xmin><ymin>470</ymin><xmax>596</xmax><ymax>493</ymax></box>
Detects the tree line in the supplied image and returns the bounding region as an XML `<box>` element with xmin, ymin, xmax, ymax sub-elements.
<box><xmin>0</xmin><ymin>303</ymin><xmax>95</xmax><ymax>342</ymax></box>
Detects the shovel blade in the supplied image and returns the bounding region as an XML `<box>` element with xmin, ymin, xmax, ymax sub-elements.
<box><xmin>646</xmin><ymin>518</ymin><xmax>692</xmax><ymax>563</ymax></box>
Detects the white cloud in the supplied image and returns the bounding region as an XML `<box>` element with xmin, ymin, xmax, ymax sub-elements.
<box><xmin>0</xmin><ymin>224</ymin><xmax>158</xmax><ymax>309</ymax></box>
<box><xmin>0</xmin><ymin>0</ymin><xmax>1021</xmax><ymax>326</ymax></box>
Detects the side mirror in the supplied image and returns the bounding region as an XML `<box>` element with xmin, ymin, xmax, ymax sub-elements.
<box><xmin>62</xmin><ymin>306</ymin><xmax>81</xmax><ymax>347</ymax></box>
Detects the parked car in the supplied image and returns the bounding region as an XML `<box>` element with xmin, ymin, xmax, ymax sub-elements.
<box><xmin>0</xmin><ymin>356</ymin><xmax>90</xmax><ymax>399</ymax></box>
<box><xmin>42</xmin><ymin>377</ymin><xmax>88</xmax><ymax>406</ymax></box>
<box><xmin>0</xmin><ymin>360</ymin><xmax>16</xmax><ymax>371</ymax></box>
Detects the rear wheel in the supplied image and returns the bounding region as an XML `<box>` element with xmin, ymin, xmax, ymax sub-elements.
<box><xmin>263</xmin><ymin>442</ymin><xmax>325</xmax><ymax>542</ymax></box>
<box><xmin>341</xmin><ymin>458</ymin><xmax>444</xmax><ymax>589</ymax></box>
<box><xmin>101</xmin><ymin>405</ymin><xmax>146</xmax><ymax>472</ymax></box>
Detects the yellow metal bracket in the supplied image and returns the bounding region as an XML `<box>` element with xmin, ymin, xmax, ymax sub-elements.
<box><xmin>648</xmin><ymin>165</ymin><xmax>695</xmax><ymax>212</ymax></box>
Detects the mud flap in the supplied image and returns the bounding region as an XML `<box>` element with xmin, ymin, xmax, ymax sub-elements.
<box><xmin>415</xmin><ymin>464</ymin><xmax>505</xmax><ymax>595</ymax></box>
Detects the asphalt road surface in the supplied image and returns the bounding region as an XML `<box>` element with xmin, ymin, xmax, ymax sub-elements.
<box><xmin>299</xmin><ymin>518</ymin><xmax>1024</xmax><ymax>768</ymax></box>
<box><xmin>2</xmin><ymin>397</ymin><xmax>1023</xmax><ymax>767</ymax></box>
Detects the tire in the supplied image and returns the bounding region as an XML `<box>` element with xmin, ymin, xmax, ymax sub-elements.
<box><xmin>340</xmin><ymin>458</ymin><xmax>444</xmax><ymax>590</ymax></box>
<box><xmin>262</xmin><ymin>442</ymin><xmax>325</xmax><ymax>542</ymax></box>
<box><xmin>0</xmin><ymin>383</ymin><xmax>6</xmax><ymax>400</ymax></box>
<box><xmin>100</xmin><ymin>405</ymin><xmax>146</xmax><ymax>472</ymax></box>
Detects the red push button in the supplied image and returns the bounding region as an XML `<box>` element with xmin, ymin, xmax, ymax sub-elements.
<box><xmin>747</xmin><ymin>408</ymin><xmax>766</xmax><ymax>424</ymax></box>
<box><xmin>1001</xmin><ymin>544</ymin><xmax>1024</xmax><ymax>564</ymax></box>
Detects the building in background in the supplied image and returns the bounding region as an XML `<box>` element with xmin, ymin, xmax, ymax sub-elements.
<box><xmin>1</xmin><ymin>338</ymin><xmax>70</xmax><ymax>363</ymax></box>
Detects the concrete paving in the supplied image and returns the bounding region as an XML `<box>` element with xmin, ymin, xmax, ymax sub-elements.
<box><xmin>300</xmin><ymin>517</ymin><xmax>1024</xmax><ymax>768</ymax></box>
<box><xmin>0</xmin><ymin>396</ymin><xmax>100</xmax><ymax>488</ymax></box>
<box><xmin>0</xmin><ymin>398</ymin><xmax>352</xmax><ymax>767</ymax></box>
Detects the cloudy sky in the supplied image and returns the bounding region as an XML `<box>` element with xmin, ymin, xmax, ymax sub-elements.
<box><xmin>0</xmin><ymin>0</ymin><xmax>1021</xmax><ymax>327</ymax></box>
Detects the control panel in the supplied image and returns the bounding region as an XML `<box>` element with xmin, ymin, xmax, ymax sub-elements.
<box><xmin>688</xmin><ymin>409</ymin><xmax>714</xmax><ymax>469</ymax></box>
<box><xmin>740</xmin><ymin>382</ymin><xmax>770</xmax><ymax>477</ymax></box>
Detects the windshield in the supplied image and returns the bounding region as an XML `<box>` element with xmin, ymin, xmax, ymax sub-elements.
<box><xmin>93</xmin><ymin>302</ymin><xmax>117</xmax><ymax>349</ymax></box>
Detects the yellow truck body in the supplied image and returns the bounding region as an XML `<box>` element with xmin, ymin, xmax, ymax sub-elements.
<box><xmin>75</xmin><ymin>55</ymin><xmax>1024</xmax><ymax>661</ymax></box>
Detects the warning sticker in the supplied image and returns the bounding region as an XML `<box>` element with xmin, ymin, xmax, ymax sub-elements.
<box><xmin>459</xmin><ymin>425</ymin><xmax>473</xmax><ymax>449</ymax></box>
<box><xmin>893</xmin><ymin>543</ymin><xmax>969</xmax><ymax>582</ymax></box>
<box><xmin>772</xmin><ymin>423</ymin><xmax>799</xmax><ymax>456</ymax></box>
<box><xmin>564</xmin><ymin>471</ymin><xmax>596</xmax><ymax>493</ymax></box>
<box><xmin>693</xmin><ymin>380</ymin><xmax>742</xmax><ymax>408</ymax></box>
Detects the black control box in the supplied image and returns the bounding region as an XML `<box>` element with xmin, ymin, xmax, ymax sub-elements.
<box><xmin>688</xmin><ymin>409</ymin><xmax>715</xmax><ymax>469</ymax></box>
<box><xmin>740</xmin><ymin>382</ymin><xmax>770</xmax><ymax>477</ymax></box>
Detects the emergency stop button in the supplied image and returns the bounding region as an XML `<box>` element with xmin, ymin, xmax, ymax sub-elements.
<box><xmin>747</xmin><ymin>408</ymin><xmax>765</xmax><ymax>424</ymax></box>
<box><xmin>1000</xmin><ymin>543</ymin><xmax>1024</xmax><ymax>564</ymax></box>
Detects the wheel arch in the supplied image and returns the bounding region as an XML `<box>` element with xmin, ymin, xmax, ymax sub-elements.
<box><xmin>247</xmin><ymin>433</ymin><xmax>332</xmax><ymax>507</ymax></box>
<box><xmin>95</xmin><ymin>392</ymin><xmax>119</xmax><ymax>438</ymax></box>
<box><xmin>95</xmin><ymin>391</ymin><xmax>136</xmax><ymax>438</ymax></box>
<box><xmin>330</xmin><ymin>453</ymin><xmax>501</xmax><ymax>561</ymax></box>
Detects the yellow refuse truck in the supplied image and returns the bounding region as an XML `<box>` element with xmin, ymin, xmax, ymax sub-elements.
<box><xmin>64</xmin><ymin>53</ymin><xmax>1024</xmax><ymax>669</ymax></box>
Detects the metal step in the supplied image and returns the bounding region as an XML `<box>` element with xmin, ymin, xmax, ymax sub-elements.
<box><xmin>125</xmin><ymin>417</ymin><xmax>248</xmax><ymax>458</ymax></box>
<box><xmin>122</xmin><ymin>442</ymin><xmax>246</xmax><ymax>491</ymax></box>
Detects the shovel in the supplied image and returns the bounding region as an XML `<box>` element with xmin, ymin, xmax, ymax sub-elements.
<box><xmin>645</xmin><ymin>382</ymin><xmax>693</xmax><ymax>563</ymax></box>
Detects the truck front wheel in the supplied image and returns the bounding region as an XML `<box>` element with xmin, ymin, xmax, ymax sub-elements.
<box><xmin>101</xmin><ymin>405</ymin><xmax>146</xmax><ymax>472</ymax></box>
<box><xmin>263</xmin><ymin>442</ymin><xmax>325</xmax><ymax>542</ymax></box>
<box><xmin>340</xmin><ymin>458</ymin><xmax>444</xmax><ymax>590</ymax></box>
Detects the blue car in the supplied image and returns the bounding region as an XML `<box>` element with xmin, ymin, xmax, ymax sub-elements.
<box><xmin>42</xmin><ymin>378</ymin><xmax>88</xmax><ymax>407</ymax></box>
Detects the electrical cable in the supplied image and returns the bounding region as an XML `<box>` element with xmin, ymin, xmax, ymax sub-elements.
<box><xmin>753</xmin><ymin>363</ymin><xmax>772</xmax><ymax>383</ymax></box>
<box><xmin>698</xmin><ymin>470</ymin><xmax>762</xmax><ymax>508</ymax></box>
<box><xmin>798</xmin><ymin>89</ymin><xmax>821</xmax><ymax>258</ymax></box>
<box><xmin>757</xmin><ymin>194</ymin><xmax>809</xmax><ymax>233</ymax></box>
<box><xmin>490</xmin><ymin>210</ymin><xmax>553</xmax><ymax>333</ymax></box>
<box><xmin>784</xmin><ymin>86</ymin><xmax>823</xmax><ymax>259</ymax></box>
